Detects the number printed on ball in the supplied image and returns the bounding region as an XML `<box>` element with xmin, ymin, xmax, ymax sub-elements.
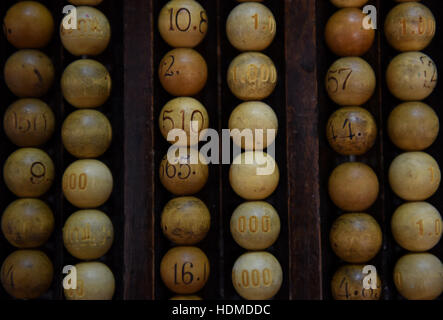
<box><xmin>331</xmin><ymin>265</ymin><xmax>381</xmax><ymax>300</ymax></box>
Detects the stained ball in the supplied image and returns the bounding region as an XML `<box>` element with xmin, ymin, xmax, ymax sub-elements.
<box><xmin>331</xmin><ymin>264</ymin><xmax>381</xmax><ymax>300</ymax></box>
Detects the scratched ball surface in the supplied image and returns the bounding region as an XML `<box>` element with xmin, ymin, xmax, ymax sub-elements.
<box><xmin>328</xmin><ymin>162</ymin><xmax>379</xmax><ymax>212</ymax></box>
<box><xmin>160</xmin><ymin>246</ymin><xmax>210</xmax><ymax>294</ymax></box>
<box><xmin>229</xmin><ymin>101</ymin><xmax>278</xmax><ymax>150</ymax></box>
<box><xmin>60</xmin><ymin>6</ymin><xmax>111</xmax><ymax>56</ymax></box>
<box><xmin>159</xmin><ymin>97</ymin><xmax>209</xmax><ymax>147</ymax></box>
<box><xmin>1</xmin><ymin>199</ymin><xmax>54</xmax><ymax>249</ymax></box>
<box><xmin>68</xmin><ymin>0</ymin><xmax>103</xmax><ymax>5</ymax></box>
<box><xmin>391</xmin><ymin>202</ymin><xmax>442</xmax><ymax>252</ymax></box>
<box><xmin>385</xmin><ymin>3</ymin><xmax>435</xmax><ymax>52</ymax></box>
<box><xmin>62</xmin><ymin>110</ymin><xmax>112</xmax><ymax>158</ymax></box>
<box><xmin>326</xmin><ymin>57</ymin><xmax>376</xmax><ymax>106</ymax></box>
<box><xmin>161</xmin><ymin>197</ymin><xmax>211</xmax><ymax>245</ymax></box>
<box><xmin>229</xmin><ymin>151</ymin><xmax>280</xmax><ymax>200</ymax></box>
<box><xmin>61</xmin><ymin>59</ymin><xmax>112</xmax><ymax>109</ymax></box>
<box><xmin>230</xmin><ymin>201</ymin><xmax>280</xmax><ymax>250</ymax></box>
<box><xmin>4</xmin><ymin>50</ymin><xmax>54</xmax><ymax>98</ymax></box>
<box><xmin>3</xmin><ymin>148</ymin><xmax>54</xmax><ymax>198</ymax></box>
<box><xmin>1</xmin><ymin>250</ymin><xmax>53</xmax><ymax>299</ymax></box>
<box><xmin>227</xmin><ymin>52</ymin><xmax>277</xmax><ymax>101</ymax></box>
<box><xmin>394</xmin><ymin>253</ymin><xmax>443</xmax><ymax>300</ymax></box>
<box><xmin>64</xmin><ymin>262</ymin><xmax>115</xmax><ymax>300</ymax></box>
<box><xmin>158</xmin><ymin>0</ymin><xmax>208</xmax><ymax>48</ymax></box>
<box><xmin>3</xmin><ymin>1</ymin><xmax>54</xmax><ymax>49</ymax></box>
<box><xmin>389</xmin><ymin>152</ymin><xmax>440</xmax><ymax>201</ymax></box>
<box><xmin>386</xmin><ymin>52</ymin><xmax>437</xmax><ymax>101</ymax></box>
<box><xmin>325</xmin><ymin>8</ymin><xmax>375</xmax><ymax>57</ymax></box>
<box><xmin>331</xmin><ymin>265</ymin><xmax>381</xmax><ymax>300</ymax></box>
<box><xmin>330</xmin><ymin>0</ymin><xmax>369</xmax><ymax>7</ymax></box>
<box><xmin>232</xmin><ymin>251</ymin><xmax>282</xmax><ymax>300</ymax></box>
<box><xmin>4</xmin><ymin>99</ymin><xmax>55</xmax><ymax>147</ymax></box>
<box><xmin>62</xmin><ymin>159</ymin><xmax>113</xmax><ymax>208</ymax></box>
<box><xmin>326</xmin><ymin>107</ymin><xmax>377</xmax><ymax>156</ymax></box>
<box><xmin>159</xmin><ymin>48</ymin><xmax>208</xmax><ymax>96</ymax></box>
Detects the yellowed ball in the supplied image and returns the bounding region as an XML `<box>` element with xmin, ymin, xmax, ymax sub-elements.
<box><xmin>330</xmin><ymin>0</ymin><xmax>369</xmax><ymax>7</ymax></box>
<box><xmin>68</xmin><ymin>0</ymin><xmax>103</xmax><ymax>5</ymax></box>
<box><xmin>331</xmin><ymin>265</ymin><xmax>381</xmax><ymax>300</ymax></box>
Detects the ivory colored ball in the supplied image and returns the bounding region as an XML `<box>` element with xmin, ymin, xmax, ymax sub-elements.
<box><xmin>330</xmin><ymin>0</ymin><xmax>369</xmax><ymax>7</ymax></box>
<box><xmin>1</xmin><ymin>250</ymin><xmax>53</xmax><ymax>299</ymax></box>
<box><xmin>63</xmin><ymin>210</ymin><xmax>114</xmax><ymax>260</ymax></box>
<box><xmin>68</xmin><ymin>0</ymin><xmax>103</xmax><ymax>5</ymax></box>
<box><xmin>327</xmin><ymin>107</ymin><xmax>377</xmax><ymax>156</ymax></box>
<box><xmin>389</xmin><ymin>152</ymin><xmax>440</xmax><ymax>201</ymax></box>
<box><xmin>64</xmin><ymin>262</ymin><xmax>115</xmax><ymax>300</ymax></box>
<box><xmin>386</xmin><ymin>52</ymin><xmax>437</xmax><ymax>101</ymax></box>
<box><xmin>3</xmin><ymin>1</ymin><xmax>54</xmax><ymax>48</ymax></box>
<box><xmin>330</xmin><ymin>213</ymin><xmax>382</xmax><ymax>263</ymax></box>
<box><xmin>159</xmin><ymin>48</ymin><xmax>208</xmax><ymax>96</ymax></box>
<box><xmin>392</xmin><ymin>202</ymin><xmax>442</xmax><ymax>252</ymax></box>
<box><xmin>385</xmin><ymin>3</ymin><xmax>435</xmax><ymax>52</ymax></box>
<box><xmin>4</xmin><ymin>99</ymin><xmax>55</xmax><ymax>147</ymax></box>
<box><xmin>158</xmin><ymin>0</ymin><xmax>208</xmax><ymax>48</ymax></box>
<box><xmin>62</xmin><ymin>159</ymin><xmax>113</xmax><ymax>208</ymax></box>
<box><xmin>326</xmin><ymin>57</ymin><xmax>376</xmax><ymax>106</ymax></box>
<box><xmin>61</xmin><ymin>59</ymin><xmax>112</xmax><ymax>108</ymax></box>
<box><xmin>1</xmin><ymin>199</ymin><xmax>54</xmax><ymax>248</ymax></box>
<box><xmin>4</xmin><ymin>148</ymin><xmax>54</xmax><ymax>198</ymax></box>
<box><xmin>328</xmin><ymin>162</ymin><xmax>379</xmax><ymax>212</ymax></box>
<box><xmin>229</xmin><ymin>101</ymin><xmax>278</xmax><ymax>150</ymax></box>
<box><xmin>388</xmin><ymin>102</ymin><xmax>439</xmax><ymax>151</ymax></box>
<box><xmin>60</xmin><ymin>6</ymin><xmax>111</xmax><ymax>56</ymax></box>
<box><xmin>331</xmin><ymin>265</ymin><xmax>382</xmax><ymax>300</ymax></box>
<box><xmin>232</xmin><ymin>251</ymin><xmax>282</xmax><ymax>300</ymax></box>
<box><xmin>159</xmin><ymin>148</ymin><xmax>208</xmax><ymax>196</ymax></box>
<box><xmin>62</xmin><ymin>110</ymin><xmax>112</xmax><ymax>158</ymax></box>
<box><xmin>160</xmin><ymin>246</ymin><xmax>210</xmax><ymax>294</ymax></box>
<box><xmin>159</xmin><ymin>97</ymin><xmax>209</xmax><ymax>146</ymax></box>
<box><xmin>4</xmin><ymin>50</ymin><xmax>54</xmax><ymax>98</ymax></box>
<box><xmin>325</xmin><ymin>8</ymin><xmax>375</xmax><ymax>57</ymax></box>
<box><xmin>170</xmin><ymin>295</ymin><xmax>203</xmax><ymax>300</ymax></box>
<box><xmin>230</xmin><ymin>201</ymin><xmax>280</xmax><ymax>250</ymax></box>
<box><xmin>161</xmin><ymin>197</ymin><xmax>210</xmax><ymax>245</ymax></box>
<box><xmin>227</xmin><ymin>52</ymin><xmax>277</xmax><ymax>101</ymax></box>
<box><xmin>229</xmin><ymin>151</ymin><xmax>280</xmax><ymax>200</ymax></box>
<box><xmin>394</xmin><ymin>253</ymin><xmax>443</xmax><ymax>300</ymax></box>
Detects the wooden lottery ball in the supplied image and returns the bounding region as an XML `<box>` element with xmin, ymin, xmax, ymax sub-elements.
<box><xmin>170</xmin><ymin>295</ymin><xmax>202</xmax><ymax>300</ymax></box>
<box><xmin>330</xmin><ymin>213</ymin><xmax>382</xmax><ymax>263</ymax></box>
<box><xmin>61</xmin><ymin>59</ymin><xmax>112</xmax><ymax>109</ymax></box>
<box><xmin>230</xmin><ymin>201</ymin><xmax>280</xmax><ymax>250</ymax></box>
<box><xmin>229</xmin><ymin>151</ymin><xmax>280</xmax><ymax>200</ymax></box>
<box><xmin>386</xmin><ymin>52</ymin><xmax>437</xmax><ymax>101</ymax></box>
<box><xmin>326</xmin><ymin>57</ymin><xmax>376</xmax><ymax>106</ymax></box>
<box><xmin>158</xmin><ymin>0</ymin><xmax>208</xmax><ymax>48</ymax></box>
<box><xmin>1</xmin><ymin>199</ymin><xmax>54</xmax><ymax>249</ymax></box>
<box><xmin>1</xmin><ymin>250</ymin><xmax>53</xmax><ymax>299</ymax></box>
<box><xmin>387</xmin><ymin>102</ymin><xmax>439</xmax><ymax>151</ymax></box>
<box><xmin>327</xmin><ymin>107</ymin><xmax>377</xmax><ymax>156</ymax></box>
<box><xmin>159</xmin><ymin>148</ymin><xmax>208</xmax><ymax>196</ymax></box>
<box><xmin>161</xmin><ymin>197</ymin><xmax>210</xmax><ymax>245</ymax></box>
<box><xmin>331</xmin><ymin>265</ymin><xmax>381</xmax><ymax>300</ymax></box>
<box><xmin>62</xmin><ymin>110</ymin><xmax>112</xmax><ymax>158</ymax></box>
<box><xmin>330</xmin><ymin>0</ymin><xmax>369</xmax><ymax>7</ymax></box>
<box><xmin>62</xmin><ymin>159</ymin><xmax>113</xmax><ymax>208</ymax></box>
<box><xmin>325</xmin><ymin>8</ymin><xmax>375</xmax><ymax>57</ymax></box>
<box><xmin>68</xmin><ymin>0</ymin><xmax>103</xmax><ymax>5</ymax></box>
<box><xmin>4</xmin><ymin>50</ymin><xmax>54</xmax><ymax>98</ymax></box>
<box><xmin>64</xmin><ymin>262</ymin><xmax>115</xmax><ymax>300</ymax></box>
<box><xmin>4</xmin><ymin>99</ymin><xmax>55</xmax><ymax>147</ymax></box>
<box><xmin>159</xmin><ymin>48</ymin><xmax>208</xmax><ymax>96</ymax></box>
<box><xmin>229</xmin><ymin>101</ymin><xmax>278</xmax><ymax>150</ymax></box>
<box><xmin>4</xmin><ymin>148</ymin><xmax>54</xmax><ymax>198</ymax></box>
<box><xmin>3</xmin><ymin>1</ymin><xmax>54</xmax><ymax>49</ymax></box>
<box><xmin>328</xmin><ymin>162</ymin><xmax>379</xmax><ymax>212</ymax></box>
<box><xmin>385</xmin><ymin>3</ymin><xmax>435</xmax><ymax>52</ymax></box>
<box><xmin>389</xmin><ymin>152</ymin><xmax>440</xmax><ymax>201</ymax></box>
<box><xmin>60</xmin><ymin>6</ymin><xmax>111</xmax><ymax>56</ymax></box>
<box><xmin>227</xmin><ymin>52</ymin><xmax>277</xmax><ymax>101</ymax></box>
<box><xmin>394</xmin><ymin>253</ymin><xmax>443</xmax><ymax>300</ymax></box>
<box><xmin>159</xmin><ymin>97</ymin><xmax>209</xmax><ymax>147</ymax></box>
<box><xmin>392</xmin><ymin>202</ymin><xmax>442</xmax><ymax>252</ymax></box>
<box><xmin>160</xmin><ymin>246</ymin><xmax>210</xmax><ymax>294</ymax></box>
<box><xmin>232</xmin><ymin>251</ymin><xmax>282</xmax><ymax>300</ymax></box>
